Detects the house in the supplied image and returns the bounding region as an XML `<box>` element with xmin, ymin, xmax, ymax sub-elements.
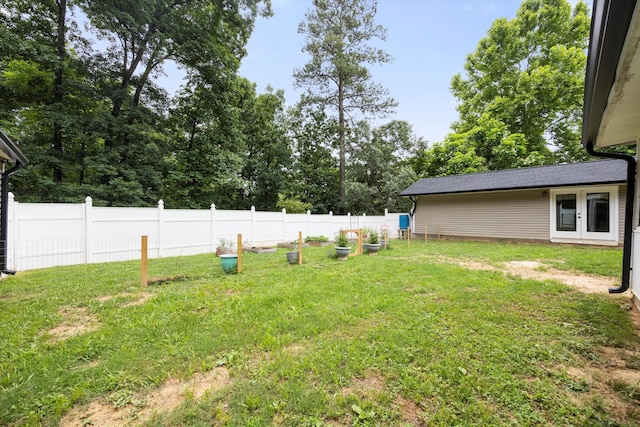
<box><xmin>399</xmin><ymin>159</ymin><xmax>627</xmax><ymax>246</ymax></box>
<box><xmin>0</xmin><ymin>129</ymin><xmax>28</xmax><ymax>274</ymax></box>
<box><xmin>581</xmin><ymin>0</ymin><xmax>640</xmax><ymax>297</ymax></box>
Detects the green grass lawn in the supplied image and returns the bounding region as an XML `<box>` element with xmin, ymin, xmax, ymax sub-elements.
<box><xmin>1</xmin><ymin>240</ymin><xmax>638</xmax><ymax>426</ymax></box>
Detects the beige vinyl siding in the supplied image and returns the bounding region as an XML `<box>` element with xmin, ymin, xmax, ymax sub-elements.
<box><xmin>414</xmin><ymin>189</ymin><xmax>550</xmax><ymax>241</ymax></box>
<box><xmin>619</xmin><ymin>184</ymin><xmax>627</xmax><ymax>243</ymax></box>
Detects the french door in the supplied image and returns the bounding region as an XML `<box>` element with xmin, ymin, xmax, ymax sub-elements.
<box><xmin>550</xmin><ymin>186</ymin><xmax>618</xmax><ymax>242</ymax></box>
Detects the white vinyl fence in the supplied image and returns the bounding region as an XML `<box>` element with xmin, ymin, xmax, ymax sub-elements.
<box><xmin>6</xmin><ymin>194</ymin><xmax>406</xmax><ymax>271</ymax></box>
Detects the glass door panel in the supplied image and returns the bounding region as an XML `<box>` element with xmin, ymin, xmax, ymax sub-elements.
<box><xmin>586</xmin><ymin>192</ymin><xmax>609</xmax><ymax>233</ymax></box>
<box><xmin>556</xmin><ymin>194</ymin><xmax>577</xmax><ymax>232</ymax></box>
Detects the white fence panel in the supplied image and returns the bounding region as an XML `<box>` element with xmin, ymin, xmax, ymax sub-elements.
<box><xmin>13</xmin><ymin>200</ymin><xmax>85</xmax><ymax>270</ymax></box>
<box><xmin>6</xmin><ymin>194</ymin><xmax>407</xmax><ymax>271</ymax></box>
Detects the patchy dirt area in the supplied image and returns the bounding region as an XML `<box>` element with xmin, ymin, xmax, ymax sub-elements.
<box><xmin>39</xmin><ymin>306</ymin><xmax>100</xmax><ymax>342</ymax></box>
<box><xmin>96</xmin><ymin>292</ymin><xmax>153</xmax><ymax>307</ymax></box>
<box><xmin>439</xmin><ymin>256</ymin><xmax>621</xmax><ymax>295</ymax></box>
<box><xmin>41</xmin><ymin>293</ymin><xmax>154</xmax><ymax>343</ymax></box>
<box><xmin>60</xmin><ymin>367</ymin><xmax>230</xmax><ymax>427</ymax></box>
<box><xmin>448</xmin><ymin>257</ymin><xmax>640</xmax><ymax>424</ymax></box>
<box><xmin>563</xmin><ymin>343</ymin><xmax>640</xmax><ymax>425</ymax></box>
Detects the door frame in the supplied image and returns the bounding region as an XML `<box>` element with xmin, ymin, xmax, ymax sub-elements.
<box><xmin>549</xmin><ymin>185</ymin><xmax>619</xmax><ymax>245</ymax></box>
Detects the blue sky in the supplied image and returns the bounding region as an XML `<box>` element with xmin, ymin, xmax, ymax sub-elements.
<box><xmin>236</xmin><ymin>0</ymin><xmax>588</xmax><ymax>145</ymax></box>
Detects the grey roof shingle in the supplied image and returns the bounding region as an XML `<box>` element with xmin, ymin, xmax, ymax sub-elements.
<box><xmin>400</xmin><ymin>159</ymin><xmax>627</xmax><ymax>196</ymax></box>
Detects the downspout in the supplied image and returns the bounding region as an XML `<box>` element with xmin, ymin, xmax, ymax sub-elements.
<box><xmin>1</xmin><ymin>161</ymin><xmax>23</xmax><ymax>274</ymax></box>
<box><xmin>586</xmin><ymin>141</ymin><xmax>635</xmax><ymax>293</ymax></box>
<box><xmin>409</xmin><ymin>196</ymin><xmax>417</xmax><ymax>218</ymax></box>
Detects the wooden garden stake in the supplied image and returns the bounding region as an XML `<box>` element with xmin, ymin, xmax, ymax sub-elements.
<box><xmin>298</xmin><ymin>231</ymin><xmax>303</xmax><ymax>265</ymax></box>
<box><xmin>141</xmin><ymin>235</ymin><xmax>148</xmax><ymax>286</ymax></box>
<box><xmin>407</xmin><ymin>227</ymin><xmax>411</xmax><ymax>246</ymax></box>
<box><xmin>383</xmin><ymin>229</ymin><xmax>388</xmax><ymax>249</ymax></box>
<box><xmin>237</xmin><ymin>233</ymin><xmax>243</xmax><ymax>273</ymax></box>
<box><xmin>438</xmin><ymin>225</ymin><xmax>441</xmax><ymax>240</ymax></box>
<box><xmin>425</xmin><ymin>226</ymin><xmax>428</xmax><ymax>243</ymax></box>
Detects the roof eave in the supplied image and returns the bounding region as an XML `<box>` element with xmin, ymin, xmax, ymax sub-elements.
<box><xmin>0</xmin><ymin>129</ymin><xmax>28</xmax><ymax>166</ymax></box>
<box><xmin>582</xmin><ymin>0</ymin><xmax>640</xmax><ymax>149</ymax></box>
<box><xmin>400</xmin><ymin>180</ymin><xmax>627</xmax><ymax>198</ymax></box>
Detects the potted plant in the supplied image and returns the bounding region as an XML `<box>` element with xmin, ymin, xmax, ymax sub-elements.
<box><xmin>304</xmin><ymin>235</ymin><xmax>331</xmax><ymax>247</ymax></box>
<box><xmin>364</xmin><ymin>230</ymin><xmax>381</xmax><ymax>255</ymax></box>
<box><xmin>334</xmin><ymin>233</ymin><xmax>351</xmax><ymax>261</ymax></box>
<box><xmin>216</xmin><ymin>238</ymin><xmax>235</xmax><ymax>257</ymax></box>
<box><xmin>286</xmin><ymin>244</ymin><xmax>300</xmax><ymax>265</ymax></box>
<box><xmin>220</xmin><ymin>253</ymin><xmax>238</xmax><ymax>273</ymax></box>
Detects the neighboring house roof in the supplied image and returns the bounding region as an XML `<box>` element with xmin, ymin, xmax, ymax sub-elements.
<box><xmin>400</xmin><ymin>160</ymin><xmax>627</xmax><ymax>197</ymax></box>
<box><xmin>582</xmin><ymin>0</ymin><xmax>640</xmax><ymax>149</ymax></box>
<box><xmin>0</xmin><ymin>129</ymin><xmax>28</xmax><ymax>165</ymax></box>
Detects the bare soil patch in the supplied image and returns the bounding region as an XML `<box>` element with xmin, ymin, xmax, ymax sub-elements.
<box><xmin>60</xmin><ymin>367</ymin><xmax>230</xmax><ymax>427</ymax></box>
<box><xmin>96</xmin><ymin>292</ymin><xmax>153</xmax><ymax>307</ymax></box>
<box><xmin>395</xmin><ymin>395</ymin><xmax>425</xmax><ymax>426</ymax></box>
<box><xmin>40</xmin><ymin>306</ymin><xmax>99</xmax><ymax>342</ymax></box>
<box><xmin>341</xmin><ymin>372</ymin><xmax>385</xmax><ymax>398</ymax></box>
<box><xmin>564</xmin><ymin>347</ymin><xmax>640</xmax><ymax>425</ymax></box>
<box><xmin>438</xmin><ymin>256</ymin><xmax>620</xmax><ymax>295</ymax></box>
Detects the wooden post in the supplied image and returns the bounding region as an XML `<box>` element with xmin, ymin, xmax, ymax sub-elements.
<box><xmin>438</xmin><ymin>225</ymin><xmax>441</xmax><ymax>241</ymax></box>
<box><xmin>141</xmin><ymin>235</ymin><xmax>148</xmax><ymax>287</ymax></box>
<box><xmin>298</xmin><ymin>231</ymin><xmax>303</xmax><ymax>265</ymax></box>
<box><xmin>425</xmin><ymin>226</ymin><xmax>428</xmax><ymax>243</ymax></box>
<box><xmin>407</xmin><ymin>227</ymin><xmax>411</xmax><ymax>247</ymax></box>
<box><xmin>237</xmin><ymin>233</ymin><xmax>243</xmax><ymax>273</ymax></box>
<box><xmin>383</xmin><ymin>229</ymin><xmax>388</xmax><ymax>249</ymax></box>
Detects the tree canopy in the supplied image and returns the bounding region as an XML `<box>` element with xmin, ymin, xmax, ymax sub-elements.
<box><xmin>443</xmin><ymin>0</ymin><xmax>590</xmax><ymax>173</ymax></box>
<box><xmin>294</xmin><ymin>0</ymin><xmax>396</xmax><ymax>209</ymax></box>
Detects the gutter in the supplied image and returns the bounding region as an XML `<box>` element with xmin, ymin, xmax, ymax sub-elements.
<box><xmin>586</xmin><ymin>142</ymin><xmax>635</xmax><ymax>293</ymax></box>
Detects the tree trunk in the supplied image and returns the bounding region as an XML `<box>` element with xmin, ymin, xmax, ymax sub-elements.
<box><xmin>53</xmin><ymin>0</ymin><xmax>66</xmax><ymax>183</ymax></box>
<box><xmin>338</xmin><ymin>81</ymin><xmax>345</xmax><ymax>207</ymax></box>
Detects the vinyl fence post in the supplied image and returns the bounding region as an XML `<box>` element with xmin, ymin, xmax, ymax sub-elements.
<box><xmin>282</xmin><ymin>208</ymin><xmax>287</xmax><ymax>243</ymax></box>
<box><xmin>329</xmin><ymin>211</ymin><xmax>333</xmax><ymax>240</ymax></box>
<box><xmin>211</xmin><ymin>203</ymin><xmax>216</xmax><ymax>253</ymax></box>
<box><xmin>7</xmin><ymin>192</ymin><xmax>15</xmax><ymax>270</ymax></box>
<box><xmin>141</xmin><ymin>235</ymin><xmax>148</xmax><ymax>287</ymax></box>
<box><xmin>84</xmin><ymin>196</ymin><xmax>93</xmax><ymax>264</ymax></box>
<box><xmin>157</xmin><ymin>199</ymin><xmax>164</xmax><ymax>258</ymax></box>
<box><xmin>251</xmin><ymin>206</ymin><xmax>256</xmax><ymax>246</ymax></box>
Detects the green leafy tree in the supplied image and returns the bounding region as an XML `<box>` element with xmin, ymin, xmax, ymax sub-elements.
<box><xmin>77</xmin><ymin>0</ymin><xmax>271</xmax><ymax>205</ymax></box>
<box><xmin>450</xmin><ymin>0</ymin><xmax>590</xmax><ymax>163</ymax></box>
<box><xmin>285</xmin><ymin>104</ymin><xmax>340</xmax><ymax>213</ymax></box>
<box><xmin>294</xmin><ymin>0</ymin><xmax>396</xmax><ymax>208</ymax></box>
<box><xmin>0</xmin><ymin>0</ymin><xmax>109</xmax><ymax>202</ymax></box>
<box><xmin>237</xmin><ymin>85</ymin><xmax>291</xmax><ymax>210</ymax></box>
<box><xmin>345</xmin><ymin>120</ymin><xmax>418</xmax><ymax>214</ymax></box>
<box><xmin>164</xmin><ymin>78</ymin><xmax>289</xmax><ymax>210</ymax></box>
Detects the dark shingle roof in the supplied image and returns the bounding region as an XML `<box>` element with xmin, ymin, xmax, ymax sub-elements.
<box><xmin>400</xmin><ymin>160</ymin><xmax>627</xmax><ymax>197</ymax></box>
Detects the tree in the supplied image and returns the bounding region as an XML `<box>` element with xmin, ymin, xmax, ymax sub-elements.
<box><xmin>0</xmin><ymin>0</ymin><xmax>110</xmax><ymax>202</ymax></box>
<box><xmin>237</xmin><ymin>85</ymin><xmax>291</xmax><ymax>210</ymax></box>
<box><xmin>450</xmin><ymin>0</ymin><xmax>590</xmax><ymax>163</ymax></box>
<box><xmin>285</xmin><ymin>104</ymin><xmax>340</xmax><ymax>213</ymax></box>
<box><xmin>345</xmin><ymin>120</ymin><xmax>418</xmax><ymax>214</ymax></box>
<box><xmin>294</xmin><ymin>0</ymin><xmax>396</xmax><ymax>208</ymax></box>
